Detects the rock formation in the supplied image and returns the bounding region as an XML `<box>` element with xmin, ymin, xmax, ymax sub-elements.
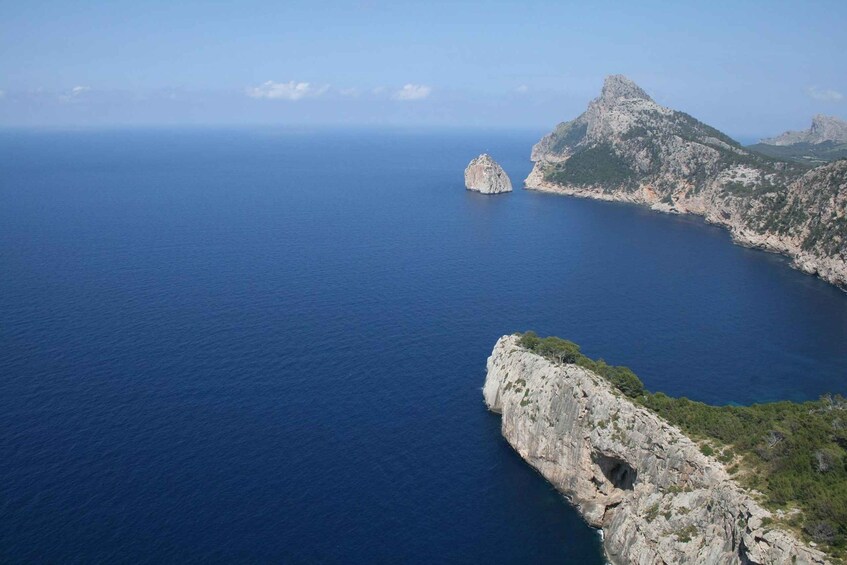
<box><xmin>484</xmin><ymin>334</ymin><xmax>829</xmax><ymax>565</ymax></box>
<box><xmin>525</xmin><ymin>75</ymin><xmax>847</xmax><ymax>289</ymax></box>
<box><xmin>762</xmin><ymin>115</ymin><xmax>847</xmax><ymax>146</ymax></box>
<box><xmin>464</xmin><ymin>154</ymin><xmax>512</xmax><ymax>194</ymax></box>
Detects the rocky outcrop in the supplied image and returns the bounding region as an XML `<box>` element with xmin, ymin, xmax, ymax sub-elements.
<box><xmin>484</xmin><ymin>335</ymin><xmax>829</xmax><ymax>565</ymax></box>
<box><xmin>465</xmin><ymin>154</ymin><xmax>512</xmax><ymax>194</ymax></box>
<box><xmin>762</xmin><ymin>115</ymin><xmax>847</xmax><ymax>146</ymax></box>
<box><xmin>525</xmin><ymin>75</ymin><xmax>847</xmax><ymax>290</ymax></box>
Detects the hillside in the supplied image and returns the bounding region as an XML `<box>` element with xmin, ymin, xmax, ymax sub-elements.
<box><xmin>526</xmin><ymin>76</ymin><xmax>847</xmax><ymax>289</ymax></box>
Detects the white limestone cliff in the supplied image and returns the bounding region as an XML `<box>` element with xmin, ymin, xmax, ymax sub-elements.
<box><xmin>464</xmin><ymin>154</ymin><xmax>513</xmax><ymax>194</ymax></box>
<box><xmin>484</xmin><ymin>335</ymin><xmax>829</xmax><ymax>565</ymax></box>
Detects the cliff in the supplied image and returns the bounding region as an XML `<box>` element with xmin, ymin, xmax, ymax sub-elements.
<box><xmin>465</xmin><ymin>153</ymin><xmax>513</xmax><ymax>194</ymax></box>
<box><xmin>525</xmin><ymin>75</ymin><xmax>847</xmax><ymax>289</ymax></box>
<box><xmin>483</xmin><ymin>335</ymin><xmax>829</xmax><ymax>565</ymax></box>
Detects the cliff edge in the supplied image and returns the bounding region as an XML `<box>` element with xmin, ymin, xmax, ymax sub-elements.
<box><xmin>484</xmin><ymin>334</ymin><xmax>828</xmax><ymax>564</ymax></box>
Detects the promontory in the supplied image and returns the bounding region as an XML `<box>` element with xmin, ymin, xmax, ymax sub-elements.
<box><xmin>525</xmin><ymin>75</ymin><xmax>847</xmax><ymax>289</ymax></box>
<box><xmin>484</xmin><ymin>333</ymin><xmax>835</xmax><ymax>564</ymax></box>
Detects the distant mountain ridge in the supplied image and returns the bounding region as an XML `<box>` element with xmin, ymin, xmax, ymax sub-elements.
<box><xmin>761</xmin><ymin>115</ymin><xmax>847</xmax><ymax>146</ymax></box>
<box><xmin>748</xmin><ymin>115</ymin><xmax>847</xmax><ymax>164</ymax></box>
<box><xmin>526</xmin><ymin>75</ymin><xmax>847</xmax><ymax>289</ymax></box>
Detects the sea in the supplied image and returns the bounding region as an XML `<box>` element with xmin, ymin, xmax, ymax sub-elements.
<box><xmin>2</xmin><ymin>127</ymin><xmax>846</xmax><ymax>563</ymax></box>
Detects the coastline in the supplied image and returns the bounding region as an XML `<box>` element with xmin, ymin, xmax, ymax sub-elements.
<box><xmin>524</xmin><ymin>163</ymin><xmax>847</xmax><ymax>292</ymax></box>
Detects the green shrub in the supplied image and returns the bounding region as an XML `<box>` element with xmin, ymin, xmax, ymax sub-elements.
<box><xmin>516</xmin><ymin>332</ymin><xmax>644</xmax><ymax>398</ymax></box>
<box><xmin>544</xmin><ymin>143</ymin><xmax>634</xmax><ymax>188</ymax></box>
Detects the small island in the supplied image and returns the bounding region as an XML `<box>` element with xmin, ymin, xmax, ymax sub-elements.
<box><xmin>464</xmin><ymin>153</ymin><xmax>512</xmax><ymax>194</ymax></box>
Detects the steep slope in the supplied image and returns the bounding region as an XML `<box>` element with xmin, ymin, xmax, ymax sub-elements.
<box><xmin>525</xmin><ymin>76</ymin><xmax>847</xmax><ymax>289</ymax></box>
<box><xmin>484</xmin><ymin>335</ymin><xmax>828</xmax><ymax>565</ymax></box>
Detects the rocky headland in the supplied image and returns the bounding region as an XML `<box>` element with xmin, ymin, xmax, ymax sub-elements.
<box><xmin>465</xmin><ymin>153</ymin><xmax>513</xmax><ymax>194</ymax></box>
<box><xmin>750</xmin><ymin>115</ymin><xmax>847</xmax><ymax>164</ymax></box>
<box><xmin>525</xmin><ymin>75</ymin><xmax>847</xmax><ymax>289</ymax></box>
<box><xmin>484</xmin><ymin>334</ymin><xmax>830</xmax><ymax>564</ymax></box>
<box><xmin>761</xmin><ymin>115</ymin><xmax>847</xmax><ymax>147</ymax></box>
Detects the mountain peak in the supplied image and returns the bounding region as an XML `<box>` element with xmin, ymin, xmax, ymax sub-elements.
<box><xmin>811</xmin><ymin>114</ymin><xmax>845</xmax><ymax>131</ymax></box>
<box><xmin>763</xmin><ymin>114</ymin><xmax>847</xmax><ymax>146</ymax></box>
<box><xmin>600</xmin><ymin>75</ymin><xmax>652</xmax><ymax>103</ymax></box>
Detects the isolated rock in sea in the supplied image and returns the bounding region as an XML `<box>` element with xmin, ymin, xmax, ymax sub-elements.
<box><xmin>484</xmin><ymin>334</ymin><xmax>829</xmax><ymax>565</ymax></box>
<box><xmin>464</xmin><ymin>154</ymin><xmax>512</xmax><ymax>194</ymax></box>
<box><xmin>525</xmin><ymin>75</ymin><xmax>847</xmax><ymax>290</ymax></box>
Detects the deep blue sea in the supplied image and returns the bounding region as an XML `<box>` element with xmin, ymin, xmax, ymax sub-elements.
<box><xmin>2</xmin><ymin>128</ymin><xmax>847</xmax><ymax>563</ymax></box>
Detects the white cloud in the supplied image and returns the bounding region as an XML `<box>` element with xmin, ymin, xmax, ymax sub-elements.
<box><xmin>372</xmin><ymin>86</ymin><xmax>387</xmax><ymax>95</ymax></box>
<box><xmin>58</xmin><ymin>85</ymin><xmax>91</xmax><ymax>102</ymax></box>
<box><xmin>392</xmin><ymin>84</ymin><xmax>432</xmax><ymax>101</ymax></box>
<box><xmin>247</xmin><ymin>80</ymin><xmax>329</xmax><ymax>101</ymax></box>
<box><xmin>339</xmin><ymin>87</ymin><xmax>360</xmax><ymax>97</ymax></box>
<box><xmin>806</xmin><ymin>86</ymin><xmax>843</xmax><ymax>102</ymax></box>
<box><xmin>516</xmin><ymin>85</ymin><xmax>529</xmax><ymax>93</ymax></box>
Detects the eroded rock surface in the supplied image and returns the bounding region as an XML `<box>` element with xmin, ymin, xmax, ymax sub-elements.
<box><xmin>464</xmin><ymin>153</ymin><xmax>512</xmax><ymax>194</ymax></box>
<box><xmin>484</xmin><ymin>335</ymin><xmax>829</xmax><ymax>565</ymax></box>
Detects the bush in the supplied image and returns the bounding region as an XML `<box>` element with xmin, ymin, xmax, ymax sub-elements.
<box><xmin>516</xmin><ymin>332</ymin><xmax>644</xmax><ymax>398</ymax></box>
<box><xmin>544</xmin><ymin>143</ymin><xmax>634</xmax><ymax>188</ymax></box>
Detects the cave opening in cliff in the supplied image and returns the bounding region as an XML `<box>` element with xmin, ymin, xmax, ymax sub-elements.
<box><xmin>594</xmin><ymin>452</ymin><xmax>637</xmax><ymax>490</ymax></box>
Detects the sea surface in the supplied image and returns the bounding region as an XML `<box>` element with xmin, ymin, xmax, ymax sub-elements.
<box><xmin>2</xmin><ymin>128</ymin><xmax>846</xmax><ymax>563</ymax></box>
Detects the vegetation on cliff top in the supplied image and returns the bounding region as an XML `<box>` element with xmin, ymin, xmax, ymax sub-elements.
<box><xmin>543</xmin><ymin>143</ymin><xmax>636</xmax><ymax>189</ymax></box>
<box><xmin>517</xmin><ymin>331</ymin><xmax>847</xmax><ymax>554</ymax></box>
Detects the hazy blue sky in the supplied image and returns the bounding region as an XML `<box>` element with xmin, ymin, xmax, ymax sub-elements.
<box><xmin>1</xmin><ymin>0</ymin><xmax>845</xmax><ymax>138</ymax></box>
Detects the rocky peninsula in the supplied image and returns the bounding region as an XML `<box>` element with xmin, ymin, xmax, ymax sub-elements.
<box><xmin>525</xmin><ymin>75</ymin><xmax>847</xmax><ymax>290</ymax></box>
<box><xmin>762</xmin><ymin>115</ymin><xmax>847</xmax><ymax>147</ymax></box>
<box><xmin>751</xmin><ymin>115</ymin><xmax>847</xmax><ymax>164</ymax></box>
<box><xmin>484</xmin><ymin>334</ymin><xmax>831</xmax><ymax>564</ymax></box>
<box><xmin>464</xmin><ymin>154</ymin><xmax>512</xmax><ymax>194</ymax></box>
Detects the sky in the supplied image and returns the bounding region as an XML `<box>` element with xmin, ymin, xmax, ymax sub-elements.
<box><xmin>1</xmin><ymin>0</ymin><xmax>845</xmax><ymax>139</ymax></box>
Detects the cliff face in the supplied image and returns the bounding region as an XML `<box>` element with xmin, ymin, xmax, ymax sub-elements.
<box><xmin>525</xmin><ymin>75</ymin><xmax>847</xmax><ymax>289</ymax></box>
<box><xmin>465</xmin><ymin>153</ymin><xmax>513</xmax><ymax>194</ymax></box>
<box><xmin>484</xmin><ymin>335</ymin><xmax>828</xmax><ymax>565</ymax></box>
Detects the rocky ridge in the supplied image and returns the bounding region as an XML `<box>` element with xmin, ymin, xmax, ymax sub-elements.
<box><xmin>464</xmin><ymin>153</ymin><xmax>512</xmax><ymax>194</ymax></box>
<box><xmin>484</xmin><ymin>334</ymin><xmax>829</xmax><ymax>565</ymax></box>
<box><xmin>762</xmin><ymin>115</ymin><xmax>847</xmax><ymax>146</ymax></box>
<box><xmin>525</xmin><ymin>75</ymin><xmax>847</xmax><ymax>289</ymax></box>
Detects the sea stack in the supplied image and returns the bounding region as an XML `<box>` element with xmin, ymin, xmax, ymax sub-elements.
<box><xmin>464</xmin><ymin>154</ymin><xmax>512</xmax><ymax>194</ymax></box>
